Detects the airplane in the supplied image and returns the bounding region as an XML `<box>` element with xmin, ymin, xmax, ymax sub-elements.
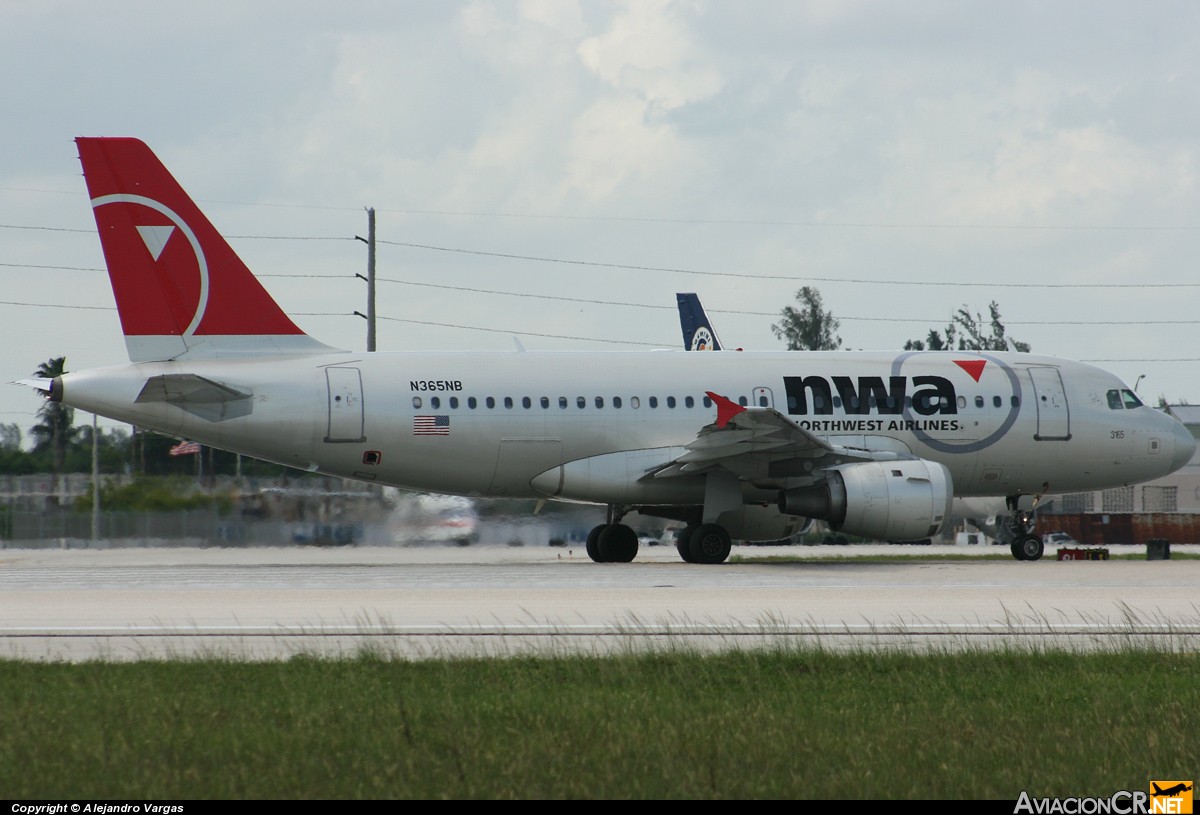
<box><xmin>677</xmin><ymin>292</ymin><xmax>723</xmax><ymax>351</ymax></box>
<box><xmin>1152</xmin><ymin>783</ymin><xmax>1193</xmax><ymax>798</ymax></box>
<box><xmin>20</xmin><ymin>137</ymin><xmax>1196</xmax><ymax>565</ymax></box>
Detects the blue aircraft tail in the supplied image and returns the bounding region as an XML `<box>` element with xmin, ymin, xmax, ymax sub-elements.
<box><xmin>676</xmin><ymin>292</ymin><xmax>722</xmax><ymax>351</ymax></box>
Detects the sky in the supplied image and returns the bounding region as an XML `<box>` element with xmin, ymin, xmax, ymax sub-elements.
<box><xmin>2</xmin><ymin>0</ymin><xmax>1200</xmax><ymax>442</ymax></box>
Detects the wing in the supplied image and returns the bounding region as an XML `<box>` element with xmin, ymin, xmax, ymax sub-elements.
<box><xmin>647</xmin><ymin>391</ymin><xmax>911</xmax><ymax>487</ymax></box>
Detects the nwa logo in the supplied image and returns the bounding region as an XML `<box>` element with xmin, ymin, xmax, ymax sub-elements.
<box><xmin>784</xmin><ymin>374</ymin><xmax>957</xmax><ymax>416</ymax></box>
<box><xmin>782</xmin><ymin>355</ymin><xmax>1023</xmax><ymax>454</ymax></box>
<box><xmin>91</xmin><ymin>193</ymin><xmax>210</xmax><ymax>337</ymax></box>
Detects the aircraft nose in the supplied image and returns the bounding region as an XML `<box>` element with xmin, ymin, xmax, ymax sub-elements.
<box><xmin>1171</xmin><ymin>420</ymin><xmax>1196</xmax><ymax>472</ymax></box>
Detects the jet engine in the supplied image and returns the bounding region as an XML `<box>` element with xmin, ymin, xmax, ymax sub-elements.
<box><xmin>778</xmin><ymin>459</ymin><xmax>952</xmax><ymax>541</ymax></box>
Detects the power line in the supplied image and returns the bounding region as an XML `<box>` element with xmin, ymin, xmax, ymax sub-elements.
<box><xmin>375</xmin><ymin>316</ymin><xmax>667</xmax><ymax>347</ymax></box>
<box><xmin>3</xmin><ymin>282</ymin><xmax>1200</xmax><ymax>327</ymax></box>
<box><xmin>369</xmin><ymin>277</ymin><xmax>1200</xmax><ymax>325</ymax></box>
<box><xmin>378</xmin><ymin>239</ymin><xmax>1200</xmax><ymax>289</ymax></box>
<box><xmin>3</xmin><ymin>216</ymin><xmax>1199</xmax><ymax>288</ymax></box>
<box><xmin>5</xmin><ymin>186</ymin><xmax>1200</xmax><ymax>230</ymax></box>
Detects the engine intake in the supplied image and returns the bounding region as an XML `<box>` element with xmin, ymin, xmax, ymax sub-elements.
<box><xmin>778</xmin><ymin>459</ymin><xmax>953</xmax><ymax>541</ymax></box>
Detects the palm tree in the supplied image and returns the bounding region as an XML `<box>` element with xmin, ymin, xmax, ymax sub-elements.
<box><xmin>29</xmin><ymin>356</ymin><xmax>79</xmax><ymax>501</ymax></box>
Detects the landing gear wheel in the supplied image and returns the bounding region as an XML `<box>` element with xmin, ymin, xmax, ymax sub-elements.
<box><xmin>598</xmin><ymin>524</ymin><xmax>638</xmax><ymax>563</ymax></box>
<box><xmin>676</xmin><ymin>526</ymin><xmax>698</xmax><ymax>563</ymax></box>
<box><xmin>1011</xmin><ymin>535</ymin><xmax>1044</xmax><ymax>561</ymax></box>
<box><xmin>687</xmin><ymin>523</ymin><xmax>732</xmax><ymax>565</ymax></box>
<box><xmin>586</xmin><ymin>524</ymin><xmax>609</xmax><ymax>562</ymax></box>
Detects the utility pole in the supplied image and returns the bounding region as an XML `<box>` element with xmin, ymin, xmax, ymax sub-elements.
<box><xmin>354</xmin><ymin>207</ymin><xmax>377</xmax><ymax>352</ymax></box>
<box><xmin>91</xmin><ymin>413</ymin><xmax>99</xmax><ymax>542</ymax></box>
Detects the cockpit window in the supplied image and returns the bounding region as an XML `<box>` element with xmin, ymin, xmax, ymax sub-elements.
<box><xmin>1122</xmin><ymin>389</ymin><xmax>1143</xmax><ymax>409</ymax></box>
<box><xmin>1107</xmin><ymin>390</ymin><xmax>1123</xmax><ymax>410</ymax></box>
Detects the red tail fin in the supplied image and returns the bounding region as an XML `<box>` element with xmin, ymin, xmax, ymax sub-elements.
<box><xmin>76</xmin><ymin>137</ymin><xmax>334</xmax><ymax>361</ymax></box>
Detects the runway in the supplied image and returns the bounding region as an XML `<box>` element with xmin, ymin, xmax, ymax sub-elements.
<box><xmin>1</xmin><ymin>543</ymin><xmax>1197</xmax><ymax>660</ymax></box>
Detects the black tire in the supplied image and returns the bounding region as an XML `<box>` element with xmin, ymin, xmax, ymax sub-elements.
<box><xmin>598</xmin><ymin>524</ymin><xmax>639</xmax><ymax>563</ymax></box>
<box><xmin>676</xmin><ymin>526</ymin><xmax>698</xmax><ymax>562</ymax></box>
<box><xmin>687</xmin><ymin>523</ymin><xmax>732</xmax><ymax>565</ymax></box>
<box><xmin>586</xmin><ymin>524</ymin><xmax>609</xmax><ymax>562</ymax></box>
<box><xmin>1011</xmin><ymin>535</ymin><xmax>1044</xmax><ymax>561</ymax></box>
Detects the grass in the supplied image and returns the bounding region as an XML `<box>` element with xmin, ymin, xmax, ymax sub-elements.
<box><xmin>1</xmin><ymin>647</ymin><xmax>1197</xmax><ymax>799</ymax></box>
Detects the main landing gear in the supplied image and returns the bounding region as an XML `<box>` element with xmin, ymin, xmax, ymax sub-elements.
<box><xmin>584</xmin><ymin>507</ymin><xmax>733</xmax><ymax>564</ymax></box>
<box><xmin>674</xmin><ymin>524</ymin><xmax>732</xmax><ymax>565</ymax></box>
<box><xmin>584</xmin><ymin>523</ymin><xmax>638</xmax><ymax>563</ymax></box>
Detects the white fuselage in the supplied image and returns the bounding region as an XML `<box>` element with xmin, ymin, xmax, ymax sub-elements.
<box><xmin>56</xmin><ymin>349</ymin><xmax>1193</xmax><ymax>511</ymax></box>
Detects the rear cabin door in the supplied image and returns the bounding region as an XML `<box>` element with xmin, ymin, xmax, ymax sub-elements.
<box><xmin>325</xmin><ymin>367</ymin><xmax>365</xmax><ymax>443</ymax></box>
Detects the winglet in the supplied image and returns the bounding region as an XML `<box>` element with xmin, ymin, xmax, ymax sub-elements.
<box><xmin>706</xmin><ymin>391</ymin><xmax>746</xmax><ymax>428</ymax></box>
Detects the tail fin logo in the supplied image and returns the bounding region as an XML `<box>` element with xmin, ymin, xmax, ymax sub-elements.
<box><xmin>136</xmin><ymin>224</ymin><xmax>176</xmax><ymax>262</ymax></box>
<box><xmin>91</xmin><ymin>193</ymin><xmax>211</xmax><ymax>338</ymax></box>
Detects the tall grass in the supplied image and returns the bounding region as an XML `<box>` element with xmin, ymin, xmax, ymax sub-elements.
<box><xmin>1</xmin><ymin>647</ymin><xmax>1196</xmax><ymax>799</ymax></box>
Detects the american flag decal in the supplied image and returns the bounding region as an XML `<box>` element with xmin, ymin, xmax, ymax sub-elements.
<box><xmin>169</xmin><ymin>440</ymin><xmax>201</xmax><ymax>456</ymax></box>
<box><xmin>413</xmin><ymin>415</ymin><xmax>450</xmax><ymax>436</ymax></box>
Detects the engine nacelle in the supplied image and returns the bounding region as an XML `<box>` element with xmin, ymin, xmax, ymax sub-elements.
<box><xmin>778</xmin><ymin>459</ymin><xmax>953</xmax><ymax>541</ymax></box>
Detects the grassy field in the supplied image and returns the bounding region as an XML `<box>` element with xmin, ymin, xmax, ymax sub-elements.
<box><xmin>1</xmin><ymin>647</ymin><xmax>1196</xmax><ymax>799</ymax></box>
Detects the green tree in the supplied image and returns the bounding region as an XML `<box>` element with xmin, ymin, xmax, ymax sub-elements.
<box><xmin>772</xmin><ymin>287</ymin><xmax>842</xmax><ymax>350</ymax></box>
<box><xmin>29</xmin><ymin>357</ymin><xmax>81</xmax><ymax>496</ymax></box>
<box><xmin>905</xmin><ymin>302</ymin><xmax>1030</xmax><ymax>352</ymax></box>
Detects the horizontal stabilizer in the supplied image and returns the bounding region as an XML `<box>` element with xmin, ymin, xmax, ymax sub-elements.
<box><xmin>136</xmin><ymin>373</ymin><xmax>252</xmax><ymax>422</ymax></box>
<box><xmin>14</xmin><ymin>377</ymin><xmax>54</xmax><ymax>396</ymax></box>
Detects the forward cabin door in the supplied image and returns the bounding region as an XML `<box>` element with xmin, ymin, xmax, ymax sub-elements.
<box><xmin>1028</xmin><ymin>367</ymin><xmax>1070</xmax><ymax>441</ymax></box>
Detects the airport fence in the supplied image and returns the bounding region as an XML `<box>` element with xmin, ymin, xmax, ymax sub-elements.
<box><xmin>0</xmin><ymin>509</ymin><xmax>383</xmax><ymax>549</ymax></box>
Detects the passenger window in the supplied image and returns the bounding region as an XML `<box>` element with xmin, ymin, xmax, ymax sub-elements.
<box><xmin>759</xmin><ymin>396</ymin><xmax>768</xmax><ymax>407</ymax></box>
<box><xmin>631</xmin><ymin>396</ymin><xmax>640</xmax><ymax>409</ymax></box>
<box><xmin>685</xmin><ymin>396</ymin><xmax>695</xmax><ymax>408</ymax></box>
<box><xmin>993</xmin><ymin>396</ymin><xmax>1002</xmax><ymax>408</ymax></box>
<box><xmin>450</xmin><ymin>397</ymin><xmax>459</xmax><ymax>409</ymax></box>
<box><xmin>1011</xmin><ymin>396</ymin><xmax>1020</xmax><ymax>407</ymax></box>
<box><xmin>559</xmin><ymin>397</ymin><xmax>568</xmax><ymax>409</ymax></box>
<box><xmin>504</xmin><ymin>397</ymin><xmax>513</xmax><ymax>409</ymax></box>
<box><xmin>613</xmin><ymin>397</ymin><xmax>622</xmax><ymax>408</ymax></box>
<box><xmin>833</xmin><ymin>396</ymin><xmax>842</xmax><ymax>408</ymax></box>
<box><xmin>1107</xmin><ymin>390</ymin><xmax>1123</xmax><ymax>410</ymax></box>
<box><xmin>595</xmin><ymin>396</ymin><xmax>604</xmax><ymax>408</ymax></box>
<box><xmin>956</xmin><ymin>396</ymin><xmax>966</xmax><ymax>409</ymax></box>
<box><xmin>703</xmin><ymin>396</ymin><xmax>712</xmax><ymax>408</ymax></box>
<box><xmin>412</xmin><ymin>397</ymin><xmax>422</xmax><ymax>409</ymax></box>
<box><xmin>522</xmin><ymin>396</ymin><xmax>531</xmax><ymax>409</ymax></box>
<box><xmin>667</xmin><ymin>396</ymin><xmax>677</xmax><ymax>409</ymax></box>
<box><xmin>738</xmin><ymin>396</ymin><xmax>748</xmax><ymax>407</ymax></box>
<box><xmin>540</xmin><ymin>397</ymin><xmax>549</xmax><ymax>409</ymax></box>
<box><xmin>431</xmin><ymin>396</ymin><xmax>441</xmax><ymax>409</ymax></box>
<box><xmin>649</xmin><ymin>396</ymin><xmax>658</xmax><ymax>408</ymax></box>
<box><xmin>577</xmin><ymin>397</ymin><xmax>586</xmax><ymax>409</ymax></box>
<box><xmin>486</xmin><ymin>397</ymin><xmax>495</xmax><ymax>409</ymax></box>
<box><xmin>790</xmin><ymin>395</ymin><xmax>800</xmax><ymax>410</ymax></box>
<box><xmin>468</xmin><ymin>397</ymin><xmax>477</xmax><ymax>409</ymax></box>
<box><xmin>1122</xmin><ymin>390</ymin><xmax>1143</xmax><ymax>409</ymax></box>
<box><xmin>975</xmin><ymin>396</ymin><xmax>983</xmax><ymax>408</ymax></box>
